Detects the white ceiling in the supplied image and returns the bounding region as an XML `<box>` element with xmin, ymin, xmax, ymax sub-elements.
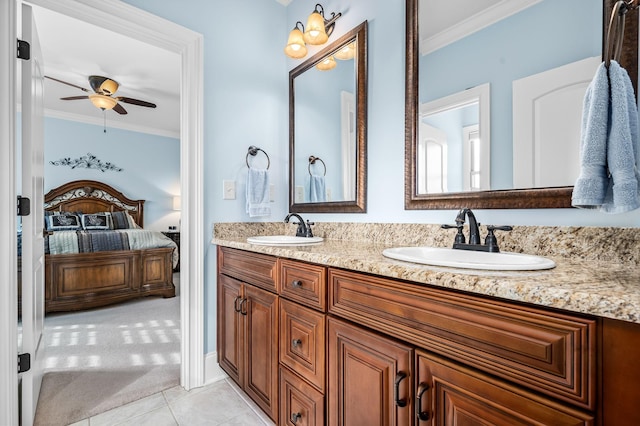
<box><xmin>30</xmin><ymin>5</ymin><xmax>181</xmax><ymax>138</ymax></box>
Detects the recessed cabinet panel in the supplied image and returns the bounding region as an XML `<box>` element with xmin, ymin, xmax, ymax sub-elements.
<box><xmin>280</xmin><ymin>366</ymin><xmax>325</xmax><ymax>426</ymax></box>
<box><xmin>218</xmin><ymin>247</ymin><xmax>278</xmax><ymax>293</ymax></box>
<box><xmin>328</xmin><ymin>317</ymin><xmax>413</xmax><ymax>426</ymax></box>
<box><xmin>280</xmin><ymin>299</ymin><xmax>326</xmax><ymax>391</ymax></box>
<box><xmin>280</xmin><ymin>259</ymin><xmax>327</xmax><ymax>311</ymax></box>
<box><xmin>217</xmin><ymin>274</ymin><xmax>243</xmax><ymax>385</ymax></box>
<box><xmin>328</xmin><ymin>268</ymin><xmax>596</xmax><ymax>410</ymax></box>
<box><xmin>416</xmin><ymin>349</ymin><xmax>594</xmax><ymax>426</ymax></box>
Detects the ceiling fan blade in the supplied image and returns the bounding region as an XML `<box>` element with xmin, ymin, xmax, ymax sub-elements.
<box><xmin>45</xmin><ymin>75</ymin><xmax>89</xmax><ymax>92</ymax></box>
<box><xmin>116</xmin><ymin>97</ymin><xmax>157</xmax><ymax>108</ymax></box>
<box><xmin>60</xmin><ymin>96</ymin><xmax>89</xmax><ymax>100</ymax></box>
<box><xmin>113</xmin><ymin>103</ymin><xmax>128</xmax><ymax>115</ymax></box>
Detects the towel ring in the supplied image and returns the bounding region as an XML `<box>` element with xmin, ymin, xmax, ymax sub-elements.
<box><xmin>605</xmin><ymin>0</ymin><xmax>639</xmax><ymax>67</ymax></box>
<box><xmin>308</xmin><ymin>155</ymin><xmax>326</xmax><ymax>176</ymax></box>
<box><xmin>246</xmin><ymin>145</ymin><xmax>270</xmax><ymax>170</ymax></box>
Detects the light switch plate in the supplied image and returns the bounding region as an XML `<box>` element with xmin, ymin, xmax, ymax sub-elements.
<box><xmin>223</xmin><ymin>180</ymin><xmax>236</xmax><ymax>200</ymax></box>
<box><xmin>295</xmin><ymin>186</ymin><xmax>304</xmax><ymax>203</ymax></box>
<box><xmin>269</xmin><ymin>184</ymin><xmax>275</xmax><ymax>202</ymax></box>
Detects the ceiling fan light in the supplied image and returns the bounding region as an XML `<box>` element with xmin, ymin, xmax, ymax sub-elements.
<box><xmin>89</xmin><ymin>94</ymin><xmax>117</xmax><ymax>110</ymax></box>
<box><xmin>315</xmin><ymin>55</ymin><xmax>336</xmax><ymax>71</ymax></box>
<box><xmin>100</xmin><ymin>79</ymin><xmax>119</xmax><ymax>95</ymax></box>
<box><xmin>284</xmin><ymin>27</ymin><xmax>308</xmax><ymax>59</ymax></box>
<box><xmin>304</xmin><ymin>11</ymin><xmax>328</xmax><ymax>45</ymax></box>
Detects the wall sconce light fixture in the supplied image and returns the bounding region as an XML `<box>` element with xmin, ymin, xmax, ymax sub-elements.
<box><xmin>172</xmin><ymin>196</ymin><xmax>181</xmax><ymax>211</ymax></box>
<box><xmin>284</xmin><ymin>4</ymin><xmax>342</xmax><ymax>59</ymax></box>
<box><xmin>315</xmin><ymin>55</ymin><xmax>337</xmax><ymax>71</ymax></box>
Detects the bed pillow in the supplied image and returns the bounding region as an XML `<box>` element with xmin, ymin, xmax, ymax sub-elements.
<box><xmin>46</xmin><ymin>213</ymin><xmax>81</xmax><ymax>231</ymax></box>
<box><xmin>80</xmin><ymin>213</ymin><xmax>111</xmax><ymax>230</ymax></box>
<box><xmin>110</xmin><ymin>211</ymin><xmax>140</xmax><ymax>229</ymax></box>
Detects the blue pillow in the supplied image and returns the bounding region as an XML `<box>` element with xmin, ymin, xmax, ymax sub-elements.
<box><xmin>46</xmin><ymin>213</ymin><xmax>81</xmax><ymax>231</ymax></box>
<box><xmin>81</xmin><ymin>213</ymin><xmax>110</xmax><ymax>230</ymax></box>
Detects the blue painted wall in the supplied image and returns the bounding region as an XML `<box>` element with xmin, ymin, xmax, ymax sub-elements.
<box><xmin>117</xmin><ymin>0</ymin><xmax>640</xmax><ymax>355</ymax></box>
<box><xmin>44</xmin><ymin>117</ymin><xmax>180</xmax><ymax>231</ymax></box>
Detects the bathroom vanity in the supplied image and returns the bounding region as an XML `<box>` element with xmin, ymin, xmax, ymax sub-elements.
<box><xmin>214</xmin><ymin>223</ymin><xmax>640</xmax><ymax>425</ymax></box>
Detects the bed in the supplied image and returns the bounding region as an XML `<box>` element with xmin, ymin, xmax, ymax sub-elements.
<box><xmin>20</xmin><ymin>179</ymin><xmax>177</xmax><ymax>313</ymax></box>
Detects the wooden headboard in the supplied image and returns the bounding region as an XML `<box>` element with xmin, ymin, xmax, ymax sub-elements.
<box><xmin>44</xmin><ymin>180</ymin><xmax>145</xmax><ymax>227</ymax></box>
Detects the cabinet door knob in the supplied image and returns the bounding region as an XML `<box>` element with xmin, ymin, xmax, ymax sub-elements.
<box><xmin>291</xmin><ymin>412</ymin><xmax>302</xmax><ymax>423</ymax></box>
<box><xmin>292</xmin><ymin>338</ymin><xmax>302</xmax><ymax>348</ymax></box>
<box><xmin>239</xmin><ymin>298</ymin><xmax>247</xmax><ymax>316</ymax></box>
<box><xmin>233</xmin><ymin>296</ymin><xmax>242</xmax><ymax>313</ymax></box>
<box><xmin>416</xmin><ymin>382</ymin><xmax>430</xmax><ymax>421</ymax></box>
<box><xmin>291</xmin><ymin>280</ymin><xmax>303</xmax><ymax>288</ymax></box>
<box><xmin>394</xmin><ymin>371</ymin><xmax>408</xmax><ymax>407</ymax></box>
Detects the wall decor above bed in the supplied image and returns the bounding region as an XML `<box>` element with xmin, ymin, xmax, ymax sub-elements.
<box><xmin>49</xmin><ymin>152</ymin><xmax>123</xmax><ymax>172</ymax></box>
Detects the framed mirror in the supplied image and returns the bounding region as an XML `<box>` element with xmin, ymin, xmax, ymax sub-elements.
<box><xmin>405</xmin><ymin>0</ymin><xmax>638</xmax><ymax>209</ymax></box>
<box><xmin>289</xmin><ymin>21</ymin><xmax>367</xmax><ymax>213</ymax></box>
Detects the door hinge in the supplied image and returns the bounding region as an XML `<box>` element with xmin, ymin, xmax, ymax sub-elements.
<box><xmin>18</xmin><ymin>353</ymin><xmax>31</xmax><ymax>373</ymax></box>
<box><xmin>17</xmin><ymin>196</ymin><xmax>31</xmax><ymax>216</ymax></box>
<box><xmin>17</xmin><ymin>39</ymin><xmax>30</xmax><ymax>60</ymax></box>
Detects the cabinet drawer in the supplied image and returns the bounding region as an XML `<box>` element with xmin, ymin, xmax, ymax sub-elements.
<box><xmin>280</xmin><ymin>366</ymin><xmax>325</xmax><ymax>426</ymax></box>
<box><xmin>218</xmin><ymin>247</ymin><xmax>278</xmax><ymax>293</ymax></box>
<box><xmin>280</xmin><ymin>259</ymin><xmax>326</xmax><ymax>311</ymax></box>
<box><xmin>280</xmin><ymin>299</ymin><xmax>325</xmax><ymax>391</ymax></box>
<box><xmin>328</xmin><ymin>268</ymin><xmax>596</xmax><ymax>410</ymax></box>
<box><xmin>416</xmin><ymin>349</ymin><xmax>594</xmax><ymax>425</ymax></box>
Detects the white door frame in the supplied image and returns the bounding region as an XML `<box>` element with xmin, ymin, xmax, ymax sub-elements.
<box><xmin>0</xmin><ymin>3</ymin><xmax>204</xmax><ymax>422</ymax></box>
<box><xmin>0</xmin><ymin>0</ymin><xmax>20</xmax><ymax>422</ymax></box>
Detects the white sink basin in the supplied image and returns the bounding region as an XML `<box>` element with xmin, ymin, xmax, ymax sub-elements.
<box><xmin>247</xmin><ymin>235</ymin><xmax>324</xmax><ymax>246</ymax></box>
<box><xmin>382</xmin><ymin>246</ymin><xmax>555</xmax><ymax>271</ymax></box>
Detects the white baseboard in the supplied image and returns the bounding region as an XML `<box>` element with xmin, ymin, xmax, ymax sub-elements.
<box><xmin>204</xmin><ymin>351</ymin><xmax>228</xmax><ymax>384</ymax></box>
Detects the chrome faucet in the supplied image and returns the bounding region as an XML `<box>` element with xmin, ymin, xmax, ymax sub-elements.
<box><xmin>284</xmin><ymin>213</ymin><xmax>315</xmax><ymax>237</ymax></box>
<box><xmin>442</xmin><ymin>208</ymin><xmax>512</xmax><ymax>252</ymax></box>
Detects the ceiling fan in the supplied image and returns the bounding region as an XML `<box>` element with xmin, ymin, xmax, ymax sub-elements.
<box><xmin>45</xmin><ymin>75</ymin><xmax>157</xmax><ymax>115</ymax></box>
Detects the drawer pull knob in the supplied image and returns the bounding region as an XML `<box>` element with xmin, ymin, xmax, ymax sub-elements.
<box><xmin>291</xmin><ymin>280</ymin><xmax>303</xmax><ymax>288</ymax></box>
<box><xmin>416</xmin><ymin>383</ymin><xmax>430</xmax><ymax>421</ymax></box>
<box><xmin>394</xmin><ymin>371</ymin><xmax>408</xmax><ymax>407</ymax></box>
<box><xmin>292</xmin><ymin>338</ymin><xmax>302</xmax><ymax>348</ymax></box>
<box><xmin>291</xmin><ymin>412</ymin><xmax>302</xmax><ymax>423</ymax></box>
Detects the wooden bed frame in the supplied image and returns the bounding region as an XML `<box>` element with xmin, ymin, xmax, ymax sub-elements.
<box><xmin>31</xmin><ymin>180</ymin><xmax>175</xmax><ymax>313</ymax></box>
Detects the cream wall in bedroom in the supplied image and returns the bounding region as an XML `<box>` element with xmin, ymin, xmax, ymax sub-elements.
<box><xmin>42</xmin><ymin>116</ymin><xmax>181</xmax><ymax>231</ymax></box>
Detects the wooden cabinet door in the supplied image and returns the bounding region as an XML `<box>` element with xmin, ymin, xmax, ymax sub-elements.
<box><xmin>244</xmin><ymin>284</ymin><xmax>279</xmax><ymax>422</ymax></box>
<box><xmin>328</xmin><ymin>317</ymin><xmax>413</xmax><ymax>426</ymax></box>
<box><xmin>217</xmin><ymin>274</ymin><xmax>243</xmax><ymax>385</ymax></box>
<box><xmin>415</xmin><ymin>349</ymin><xmax>594</xmax><ymax>426</ymax></box>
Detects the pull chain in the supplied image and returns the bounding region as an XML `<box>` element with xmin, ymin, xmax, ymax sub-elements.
<box><xmin>103</xmin><ymin>110</ymin><xmax>107</xmax><ymax>133</ymax></box>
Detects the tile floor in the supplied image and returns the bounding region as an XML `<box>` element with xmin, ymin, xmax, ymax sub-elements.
<box><xmin>67</xmin><ymin>378</ymin><xmax>275</xmax><ymax>426</ymax></box>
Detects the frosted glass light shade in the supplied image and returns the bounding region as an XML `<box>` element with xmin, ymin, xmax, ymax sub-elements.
<box><xmin>334</xmin><ymin>42</ymin><xmax>355</xmax><ymax>60</ymax></box>
<box><xmin>316</xmin><ymin>56</ymin><xmax>336</xmax><ymax>71</ymax></box>
<box><xmin>89</xmin><ymin>94</ymin><xmax>117</xmax><ymax>110</ymax></box>
<box><xmin>284</xmin><ymin>27</ymin><xmax>308</xmax><ymax>59</ymax></box>
<box><xmin>99</xmin><ymin>79</ymin><xmax>119</xmax><ymax>95</ymax></box>
<box><xmin>304</xmin><ymin>11</ymin><xmax>328</xmax><ymax>45</ymax></box>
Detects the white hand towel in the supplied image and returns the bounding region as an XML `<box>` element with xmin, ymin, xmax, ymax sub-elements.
<box><xmin>309</xmin><ymin>175</ymin><xmax>326</xmax><ymax>202</ymax></box>
<box><xmin>246</xmin><ymin>168</ymin><xmax>271</xmax><ymax>217</ymax></box>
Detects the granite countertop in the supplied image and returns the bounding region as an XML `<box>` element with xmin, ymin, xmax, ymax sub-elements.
<box><xmin>212</xmin><ymin>223</ymin><xmax>640</xmax><ymax>324</ymax></box>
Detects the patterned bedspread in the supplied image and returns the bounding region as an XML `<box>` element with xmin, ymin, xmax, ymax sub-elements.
<box><xmin>45</xmin><ymin>229</ymin><xmax>179</xmax><ymax>268</ymax></box>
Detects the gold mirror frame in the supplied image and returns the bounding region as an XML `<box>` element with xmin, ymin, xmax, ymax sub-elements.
<box><xmin>404</xmin><ymin>0</ymin><xmax>638</xmax><ymax>210</ymax></box>
<box><xmin>289</xmin><ymin>21</ymin><xmax>368</xmax><ymax>213</ymax></box>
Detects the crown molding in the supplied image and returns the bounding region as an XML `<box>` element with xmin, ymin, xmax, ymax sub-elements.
<box><xmin>420</xmin><ymin>0</ymin><xmax>542</xmax><ymax>55</ymax></box>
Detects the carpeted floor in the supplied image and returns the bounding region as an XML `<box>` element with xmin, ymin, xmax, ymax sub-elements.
<box><xmin>33</xmin><ymin>281</ymin><xmax>181</xmax><ymax>426</ymax></box>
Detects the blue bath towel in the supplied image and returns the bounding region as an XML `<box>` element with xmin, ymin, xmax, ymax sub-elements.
<box><xmin>309</xmin><ymin>175</ymin><xmax>326</xmax><ymax>202</ymax></box>
<box><xmin>246</xmin><ymin>168</ymin><xmax>271</xmax><ymax>217</ymax></box>
<box><xmin>572</xmin><ymin>62</ymin><xmax>610</xmax><ymax>208</ymax></box>
<box><xmin>601</xmin><ymin>61</ymin><xmax>640</xmax><ymax>213</ymax></box>
<box><xmin>572</xmin><ymin>61</ymin><xmax>640</xmax><ymax>213</ymax></box>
